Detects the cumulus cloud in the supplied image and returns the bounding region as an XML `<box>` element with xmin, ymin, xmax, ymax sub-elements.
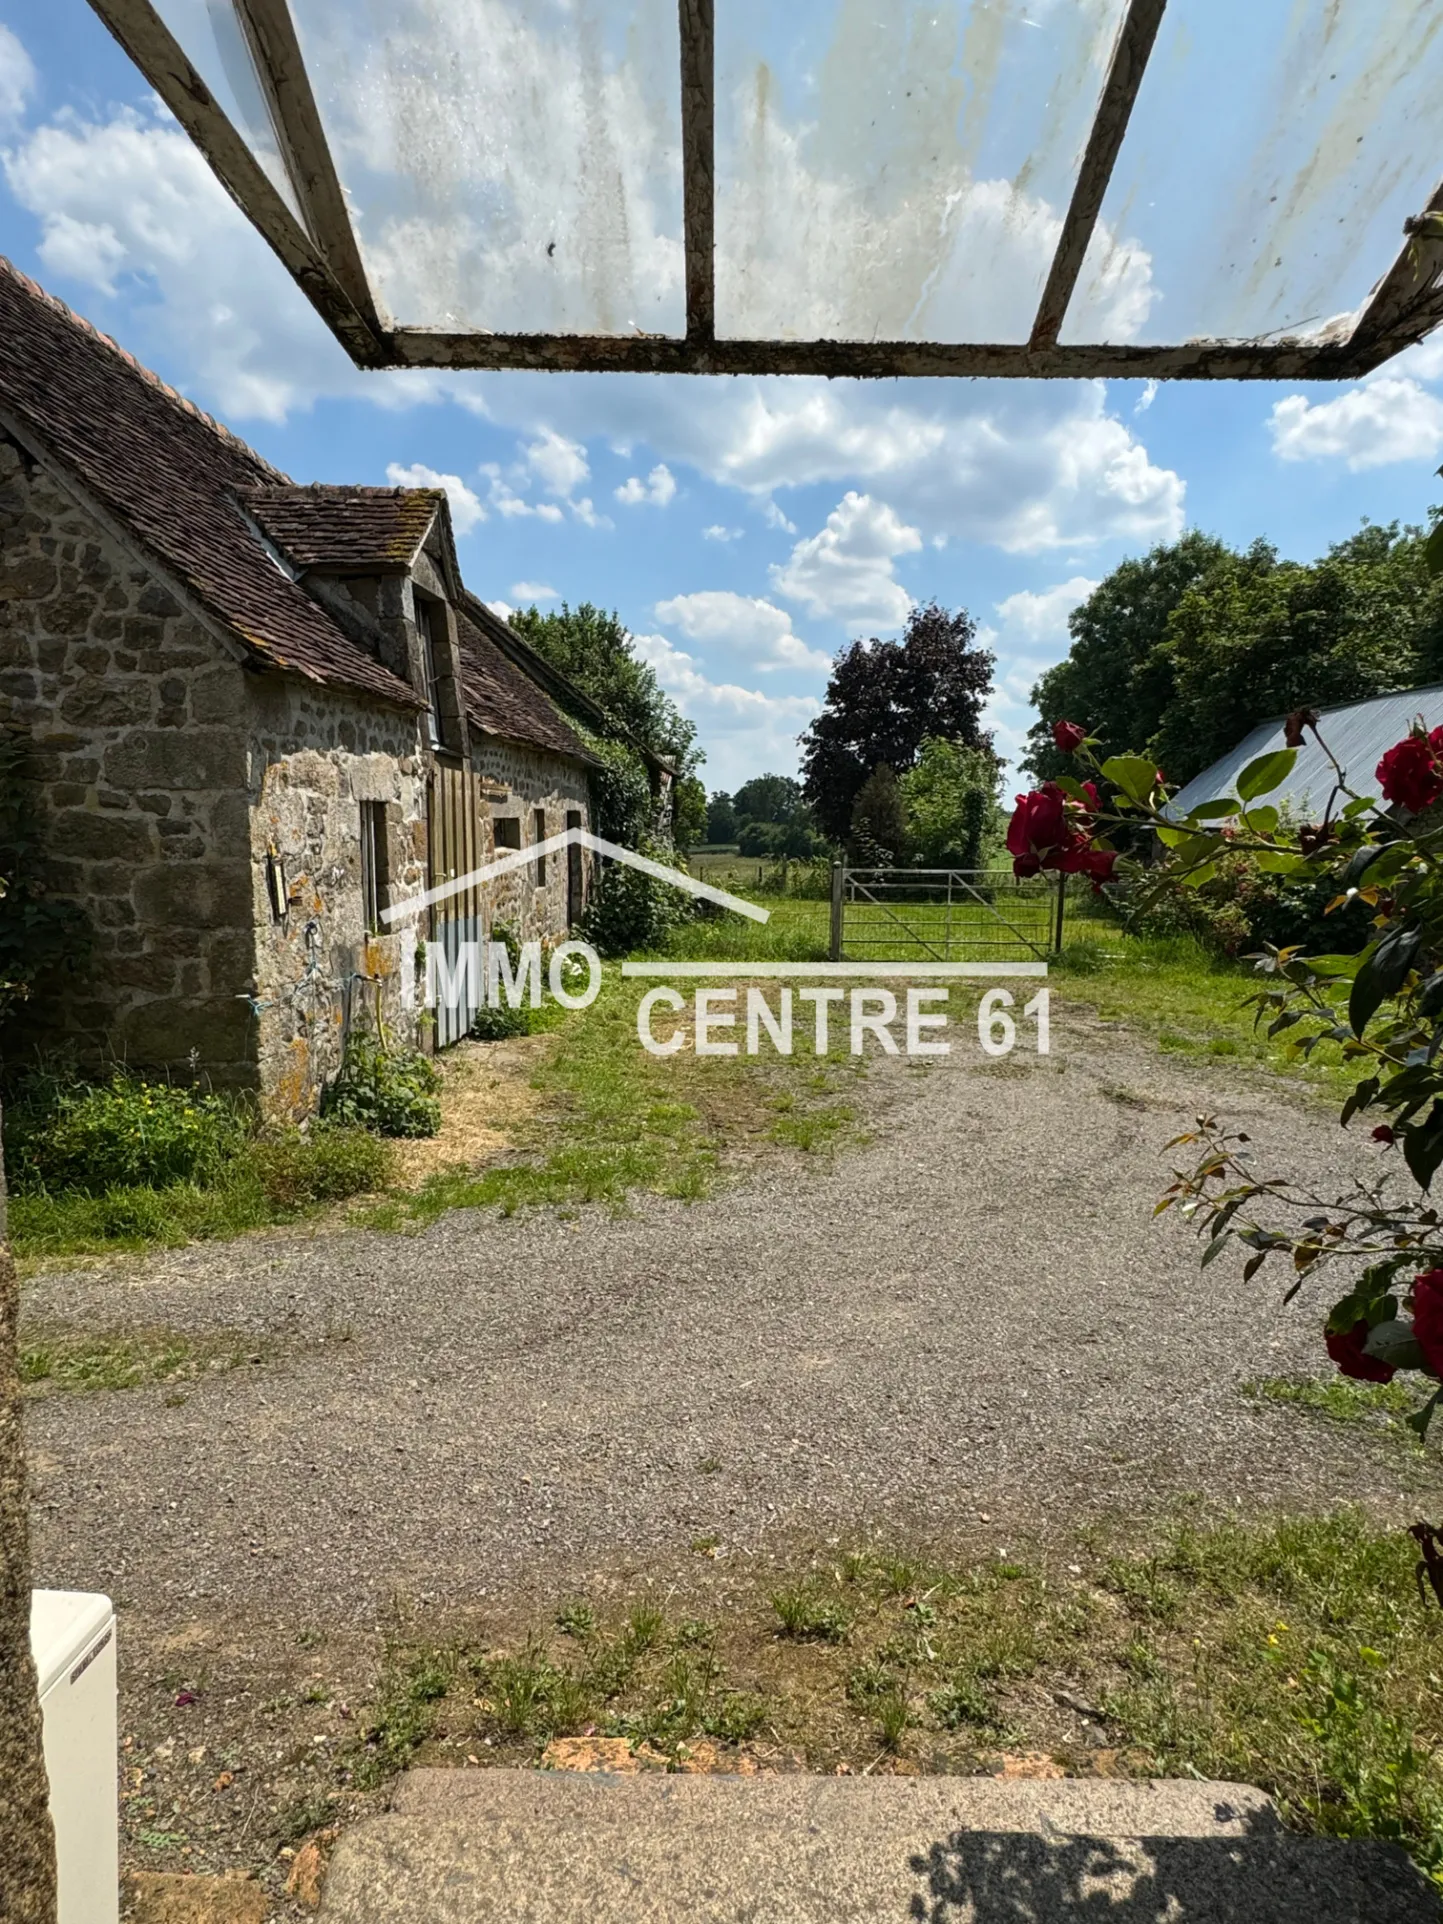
<box><xmin>632</xmin><ymin>632</ymin><xmax>821</xmax><ymax>789</ymax></box>
<box><xmin>510</xmin><ymin>581</ymin><xmax>558</xmax><ymax>601</ymax></box>
<box><xmin>653</xmin><ymin>591</ymin><xmax>831</xmax><ymax>674</ymax></box>
<box><xmin>1268</xmin><ymin>377</ymin><xmax>1443</xmax><ymax>471</ymax></box>
<box><xmin>479</xmin><ymin>464</ymin><xmax>565</xmax><ymax>522</ymax></box>
<box><xmin>385</xmin><ymin>460</ymin><xmax>486</xmax><ymax>533</ymax></box>
<box><xmin>0</xmin><ymin>23</ymin><xmax>35</xmax><ymax>133</ymax></box>
<box><xmin>703</xmin><ymin>524</ymin><xmax>743</xmax><ymax>542</ymax></box>
<box><xmin>524</xmin><ymin>427</ymin><xmax>590</xmax><ymax>497</ymax></box>
<box><xmin>771</xmin><ymin>493</ymin><xmax>921</xmax><ymax>627</ymax></box>
<box><xmin>615</xmin><ymin>463</ymin><xmax>676</xmax><ymax>507</ymax></box>
<box><xmin>977</xmin><ymin>575</ymin><xmax>1100</xmax><ymax>780</ymax></box>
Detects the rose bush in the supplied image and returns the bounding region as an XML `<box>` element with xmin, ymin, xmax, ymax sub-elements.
<box><xmin>1008</xmin><ymin>710</ymin><xmax>1443</xmax><ymax>1447</ymax></box>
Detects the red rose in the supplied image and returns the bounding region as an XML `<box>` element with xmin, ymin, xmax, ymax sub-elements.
<box><xmin>1007</xmin><ymin>785</ymin><xmax>1068</xmax><ymax>869</ymax></box>
<box><xmin>1412</xmin><ymin>1269</ymin><xmax>1443</xmax><ymax>1375</ymax></box>
<box><xmin>1377</xmin><ymin>735</ymin><xmax>1443</xmax><ymax>814</ymax></box>
<box><xmin>1325</xmin><ymin>1319</ymin><xmax>1396</xmax><ymax>1383</ymax></box>
<box><xmin>1430</xmin><ymin>726</ymin><xmax>1443</xmax><ymax>755</ymax></box>
<box><xmin>1052</xmin><ymin>720</ymin><xmax>1086</xmax><ymax>754</ymax></box>
<box><xmin>1372</xmin><ymin>1124</ymin><xmax>1396</xmax><ymax>1145</ymax></box>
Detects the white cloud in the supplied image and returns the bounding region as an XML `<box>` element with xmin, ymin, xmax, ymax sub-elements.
<box><xmin>510</xmin><ymin>581</ymin><xmax>558</xmax><ymax>601</ymax></box>
<box><xmin>524</xmin><ymin>427</ymin><xmax>590</xmax><ymax>498</ymax></box>
<box><xmin>632</xmin><ymin>632</ymin><xmax>821</xmax><ymax>789</ymax></box>
<box><xmin>487</xmin><ymin>600</ymin><xmax>514</xmax><ymax>621</ymax></box>
<box><xmin>0</xmin><ymin>24</ymin><xmax>35</xmax><ymax>134</ymax></box>
<box><xmin>479</xmin><ymin>464</ymin><xmax>565</xmax><ymax>522</ymax></box>
<box><xmin>1135</xmin><ymin>380</ymin><xmax>1159</xmax><ymax>414</ymax></box>
<box><xmin>615</xmin><ymin>463</ymin><xmax>676</xmax><ymax>507</ymax></box>
<box><xmin>460</xmin><ymin>377</ymin><xmax>1184</xmax><ymax>557</ymax></box>
<box><xmin>978</xmin><ymin>575</ymin><xmax>1100</xmax><ymax>781</ymax></box>
<box><xmin>653</xmin><ymin>591</ymin><xmax>831</xmax><ymax>674</ymax></box>
<box><xmin>1268</xmin><ymin>377</ymin><xmax>1443</xmax><ymax>471</ymax></box>
<box><xmin>703</xmin><ymin>524</ymin><xmax>743</xmax><ymax>542</ymax></box>
<box><xmin>385</xmin><ymin>460</ymin><xmax>486</xmax><ymax>534</ymax></box>
<box><xmin>771</xmin><ymin>493</ymin><xmax>921</xmax><ymax>627</ymax></box>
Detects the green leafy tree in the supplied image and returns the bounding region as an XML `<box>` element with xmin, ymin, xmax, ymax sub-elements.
<box><xmin>899</xmin><ymin>738</ymin><xmax>1000</xmax><ymax>869</ymax></box>
<box><xmin>848</xmin><ymin>764</ymin><xmax>909</xmax><ymax>866</ymax></box>
<box><xmin>1026</xmin><ymin>523</ymin><xmax>1443</xmax><ymax>790</ymax></box>
<box><xmin>801</xmin><ymin>602</ymin><xmax>994</xmax><ymax>843</ymax></box>
<box><xmin>510</xmin><ymin>602</ymin><xmax>700</xmax><ymax>776</ymax></box>
<box><xmin>706</xmin><ymin>791</ymin><xmax>738</xmax><ymax>844</ymax></box>
<box><xmin>673</xmin><ymin>775</ymin><xmax>708</xmax><ymax>852</ymax></box>
<box><xmin>734</xmin><ymin>773</ymin><xmax>805</xmax><ymax>825</ymax></box>
<box><xmin>1023</xmin><ymin>530</ymin><xmax>1231</xmax><ymax>783</ymax></box>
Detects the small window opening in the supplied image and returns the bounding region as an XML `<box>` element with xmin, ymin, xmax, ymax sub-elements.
<box><xmin>360</xmin><ymin>801</ymin><xmax>389</xmax><ymax>934</ymax></box>
<box><xmin>415</xmin><ymin>599</ymin><xmax>444</xmax><ymax>748</ymax></box>
<box><xmin>534</xmin><ymin>808</ymin><xmax>547</xmax><ymax>885</ymax></box>
<box><xmin>494</xmin><ymin>815</ymin><xmax>521</xmax><ymax>851</ymax></box>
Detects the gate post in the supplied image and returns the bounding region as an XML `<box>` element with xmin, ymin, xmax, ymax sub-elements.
<box><xmin>829</xmin><ymin>861</ymin><xmax>844</xmax><ymax>962</ymax></box>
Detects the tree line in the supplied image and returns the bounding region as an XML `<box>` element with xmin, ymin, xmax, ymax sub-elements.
<box><xmin>1023</xmin><ymin>522</ymin><xmax>1443</xmax><ymax>790</ymax></box>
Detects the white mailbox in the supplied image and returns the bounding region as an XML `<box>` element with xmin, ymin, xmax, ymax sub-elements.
<box><xmin>29</xmin><ymin>1589</ymin><xmax>119</xmax><ymax>1924</ymax></box>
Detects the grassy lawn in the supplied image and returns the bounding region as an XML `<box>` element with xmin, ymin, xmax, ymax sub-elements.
<box><xmin>335</xmin><ymin>1509</ymin><xmax>1443</xmax><ymax>1885</ymax></box>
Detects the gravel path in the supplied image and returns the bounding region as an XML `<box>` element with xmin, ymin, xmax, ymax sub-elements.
<box><xmin>21</xmin><ymin>1009</ymin><xmax>1428</xmax><ymax>1627</ymax></box>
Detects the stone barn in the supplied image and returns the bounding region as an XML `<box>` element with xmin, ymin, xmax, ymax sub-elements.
<box><xmin>0</xmin><ymin>258</ymin><xmax>610</xmax><ymax>1117</ymax></box>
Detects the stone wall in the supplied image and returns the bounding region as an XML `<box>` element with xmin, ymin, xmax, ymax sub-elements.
<box><xmin>472</xmin><ymin>737</ymin><xmax>591</xmax><ymax>940</ymax></box>
<box><xmin>0</xmin><ymin>431</ymin><xmax>257</xmax><ymax>1082</ymax></box>
<box><xmin>245</xmin><ymin>676</ymin><xmax>427</xmax><ymax>1121</ymax></box>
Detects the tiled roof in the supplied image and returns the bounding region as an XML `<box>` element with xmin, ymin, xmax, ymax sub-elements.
<box><xmin>240</xmin><ymin>485</ymin><xmax>440</xmax><ymax>571</ymax></box>
<box><xmin>455</xmin><ymin>606</ymin><xmax>595</xmax><ymax>765</ymax></box>
<box><xmin>0</xmin><ymin>258</ymin><xmax>422</xmax><ymax>710</ymax></box>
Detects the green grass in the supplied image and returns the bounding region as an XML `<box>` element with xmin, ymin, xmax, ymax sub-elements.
<box><xmin>10</xmin><ymin>1126</ymin><xmax>391</xmax><ymax>1264</ymax></box>
<box><xmin>1245</xmin><ymin>1374</ymin><xmax>1424</xmax><ymax>1442</ymax></box>
<box><xmin>362</xmin><ymin>1511</ymin><xmax>1443</xmax><ymax>1885</ymax></box>
<box><xmin>19</xmin><ymin>1327</ymin><xmax>261</xmax><ymax>1394</ymax></box>
<box><xmin>362</xmin><ymin>971</ymin><xmax>864</xmax><ymax>1232</ymax></box>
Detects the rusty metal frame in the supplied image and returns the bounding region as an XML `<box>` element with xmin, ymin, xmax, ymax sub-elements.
<box><xmin>87</xmin><ymin>0</ymin><xmax>1443</xmax><ymax>382</ymax></box>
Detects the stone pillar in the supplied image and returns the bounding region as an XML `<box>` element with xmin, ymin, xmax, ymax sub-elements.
<box><xmin>0</xmin><ymin>1104</ymin><xmax>57</xmax><ymax>1922</ymax></box>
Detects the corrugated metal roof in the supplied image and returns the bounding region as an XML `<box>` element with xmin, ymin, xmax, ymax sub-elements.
<box><xmin>1168</xmin><ymin>686</ymin><xmax>1443</xmax><ymax>819</ymax></box>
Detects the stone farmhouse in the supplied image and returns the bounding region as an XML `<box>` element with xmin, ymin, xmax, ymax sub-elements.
<box><xmin>0</xmin><ymin>259</ymin><xmax>655</xmax><ymax>1116</ymax></box>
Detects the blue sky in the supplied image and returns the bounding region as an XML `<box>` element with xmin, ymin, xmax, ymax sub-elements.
<box><xmin>3</xmin><ymin>1</ymin><xmax>1442</xmax><ymax>793</ymax></box>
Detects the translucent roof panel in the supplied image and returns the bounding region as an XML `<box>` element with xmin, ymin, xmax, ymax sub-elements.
<box><xmin>1062</xmin><ymin>0</ymin><xmax>1443</xmax><ymax>347</ymax></box>
<box><xmin>714</xmin><ymin>0</ymin><xmax>1132</xmax><ymax>344</ymax></box>
<box><xmin>285</xmin><ymin>0</ymin><xmax>686</xmax><ymax>335</ymax></box>
<box><xmin>151</xmin><ymin>0</ymin><xmax>304</xmax><ymax>221</ymax></box>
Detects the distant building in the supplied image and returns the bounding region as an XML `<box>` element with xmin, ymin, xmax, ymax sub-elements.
<box><xmin>1168</xmin><ymin>686</ymin><xmax>1443</xmax><ymax>820</ymax></box>
<box><xmin>0</xmin><ymin>259</ymin><xmax>636</xmax><ymax>1115</ymax></box>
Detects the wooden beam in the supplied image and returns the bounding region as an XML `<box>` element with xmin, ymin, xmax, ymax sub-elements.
<box><xmin>679</xmin><ymin>0</ymin><xmax>715</xmax><ymax>347</ymax></box>
<box><xmin>1348</xmin><ymin>182</ymin><xmax>1443</xmax><ymax>367</ymax></box>
<box><xmin>232</xmin><ymin>0</ymin><xmax>380</xmax><ymax>329</ymax></box>
<box><xmin>1029</xmin><ymin>0</ymin><xmax>1168</xmax><ymax>351</ymax></box>
<box><xmin>381</xmin><ymin>328</ymin><xmax>1374</xmax><ymax>381</ymax></box>
<box><xmin>84</xmin><ymin>0</ymin><xmax>385</xmax><ymax>365</ymax></box>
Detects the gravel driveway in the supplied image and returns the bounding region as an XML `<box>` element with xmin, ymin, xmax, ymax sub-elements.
<box><xmin>21</xmin><ymin>1007</ymin><xmax>1428</xmax><ymax>1628</ymax></box>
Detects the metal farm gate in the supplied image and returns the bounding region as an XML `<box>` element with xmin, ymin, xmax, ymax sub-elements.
<box><xmin>830</xmin><ymin>865</ymin><xmax>1064</xmax><ymax>963</ymax></box>
<box><xmin>428</xmin><ymin>760</ymin><xmax>485</xmax><ymax>1047</ymax></box>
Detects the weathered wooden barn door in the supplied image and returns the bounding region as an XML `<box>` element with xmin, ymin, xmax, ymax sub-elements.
<box><xmin>428</xmin><ymin>760</ymin><xmax>482</xmax><ymax>1047</ymax></box>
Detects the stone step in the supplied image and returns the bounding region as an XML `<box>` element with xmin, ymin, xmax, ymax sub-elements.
<box><xmin>317</xmin><ymin>1769</ymin><xmax>1440</xmax><ymax>1923</ymax></box>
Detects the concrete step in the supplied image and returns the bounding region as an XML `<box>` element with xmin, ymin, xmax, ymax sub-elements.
<box><xmin>317</xmin><ymin>1769</ymin><xmax>1440</xmax><ymax>1922</ymax></box>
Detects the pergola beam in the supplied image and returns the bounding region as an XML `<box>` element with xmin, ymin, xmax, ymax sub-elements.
<box><xmin>232</xmin><ymin>0</ymin><xmax>380</xmax><ymax>331</ymax></box>
<box><xmin>1029</xmin><ymin>0</ymin><xmax>1168</xmax><ymax>351</ymax></box>
<box><xmin>380</xmin><ymin>329</ymin><xmax>1368</xmax><ymax>381</ymax></box>
<box><xmin>85</xmin><ymin>0</ymin><xmax>385</xmax><ymax>365</ymax></box>
<box><xmin>1347</xmin><ymin>181</ymin><xmax>1443</xmax><ymax>370</ymax></box>
<box><xmin>679</xmin><ymin>0</ymin><xmax>715</xmax><ymax>347</ymax></box>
